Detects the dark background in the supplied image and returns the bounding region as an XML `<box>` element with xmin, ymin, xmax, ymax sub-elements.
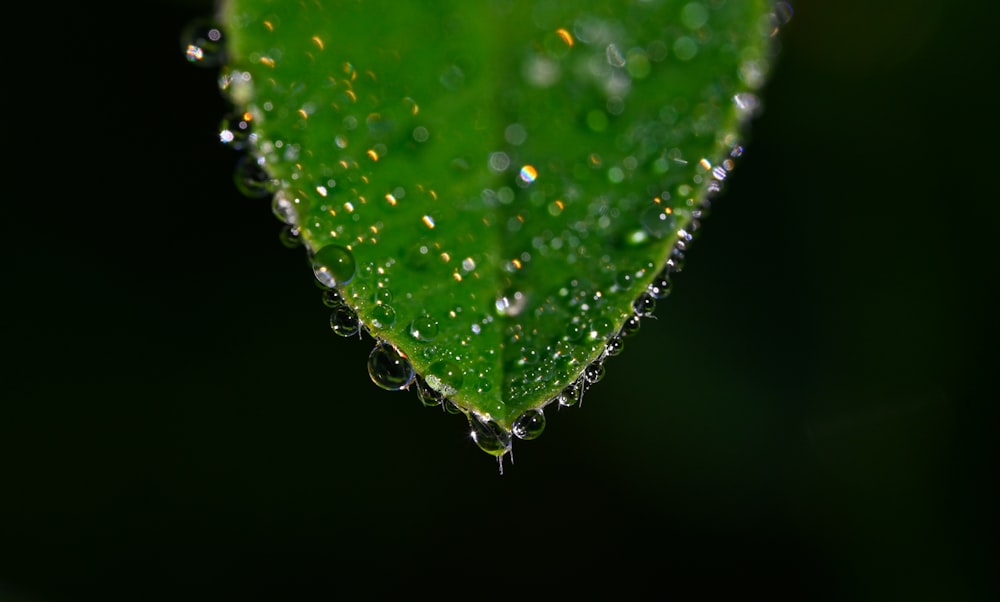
<box><xmin>3</xmin><ymin>0</ymin><xmax>995</xmax><ymax>600</ymax></box>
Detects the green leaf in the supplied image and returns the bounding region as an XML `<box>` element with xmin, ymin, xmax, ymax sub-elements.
<box><xmin>198</xmin><ymin>0</ymin><xmax>783</xmax><ymax>461</ymax></box>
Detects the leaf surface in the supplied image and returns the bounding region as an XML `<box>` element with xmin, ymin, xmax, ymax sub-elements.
<box><xmin>208</xmin><ymin>0</ymin><xmax>782</xmax><ymax>458</ymax></box>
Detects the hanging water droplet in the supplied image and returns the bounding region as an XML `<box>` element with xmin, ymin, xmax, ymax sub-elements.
<box><xmin>330</xmin><ymin>307</ymin><xmax>360</xmax><ymax>337</ymax></box>
<box><xmin>633</xmin><ymin>293</ymin><xmax>656</xmax><ymax>317</ymax></box>
<box><xmin>584</xmin><ymin>362</ymin><xmax>605</xmax><ymax>384</ymax></box>
<box><xmin>647</xmin><ymin>272</ymin><xmax>672</xmax><ymax>299</ymax></box>
<box><xmin>219</xmin><ymin>110</ymin><xmax>252</xmax><ymax>150</ymax></box>
<box><xmin>444</xmin><ymin>399</ymin><xmax>464</xmax><ymax>415</ymax></box>
<box><xmin>414</xmin><ymin>377</ymin><xmax>444</xmax><ymax>407</ymax></box>
<box><xmin>233</xmin><ymin>154</ymin><xmax>272</xmax><ymax>198</ymax></box>
<box><xmin>321</xmin><ymin>288</ymin><xmax>345</xmax><ymax>309</ymax></box>
<box><xmin>408</xmin><ymin>315</ymin><xmax>439</xmax><ymax>342</ymax></box>
<box><xmin>311</xmin><ymin>244</ymin><xmax>356</xmax><ymax>288</ymax></box>
<box><xmin>605</xmin><ymin>336</ymin><xmax>624</xmax><ymax>357</ymax></box>
<box><xmin>468</xmin><ymin>415</ymin><xmax>512</xmax><ymax>457</ymax></box>
<box><xmin>367</xmin><ymin>342</ymin><xmax>415</xmax><ymax>391</ymax></box>
<box><xmin>278</xmin><ymin>225</ymin><xmax>301</xmax><ymax>249</ymax></box>
<box><xmin>180</xmin><ymin>19</ymin><xmax>226</xmax><ymax>67</ymax></box>
<box><xmin>271</xmin><ymin>190</ymin><xmax>298</xmax><ymax>225</ymax></box>
<box><xmin>558</xmin><ymin>383</ymin><xmax>581</xmax><ymax>407</ymax></box>
<box><xmin>425</xmin><ymin>360</ymin><xmax>463</xmax><ymax>397</ymax></box>
<box><xmin>512</xmin><ymin>409</ymin><xmax>546</xmax><ymax>440</ymax></box>
<box><xmin>621</xmin><ymin>314</ymin><xmax>642</xmax><ymax>336</ymax></box>
<box><xmin>370</xmin><ymin>304</ymin><xmax>397</xmax><ymax>329</ymax></box>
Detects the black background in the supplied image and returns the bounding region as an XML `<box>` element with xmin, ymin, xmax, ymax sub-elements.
<box><xmin>3</xmin><ymin>1</ymin><xmax>995</xmax><ymax>600</ymax></box>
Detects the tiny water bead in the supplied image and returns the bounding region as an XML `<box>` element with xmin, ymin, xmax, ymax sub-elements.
<box><xmin>367</xmin><ymin>342</ymin><xmax>415</xmax><ymax>391</ymax></box>
<box><xmin>512</xmin><ymin>409</ymin><xmax>546</xmax><ymax>440</ymax></box>
<box><xmin>408</xmin><ymin>315</ymin><xmax>439</xmax><ymax>342</ymax></box>
<box><xmin>369</xmin><ymin>304</ymin><xmax>397</xmax><ymax>329</ymax></box>
<box><xmin>311</xmin><ymin>244</ymin><xmax>356</xmax><ymax>288</ymax></box>
<box><xmin>180</xmin><ymin>19</ymin><xmax>226</xmax><ymax>67</ymax></box>
<box><xmin>640</xmin><ymin>206</ymin><xmax>677</xmax><ymax>239</ymax></box>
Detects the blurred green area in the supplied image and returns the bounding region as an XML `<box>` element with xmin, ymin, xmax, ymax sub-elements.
<box><xmin>2</xmin><ymin>0</ymin><xmax>994</xmax><ymax>600</ymax></box>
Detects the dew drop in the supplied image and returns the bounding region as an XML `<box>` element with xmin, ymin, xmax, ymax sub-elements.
<box><xmin>321</xmin><ymin>288</ymin><xmax>346</xmax><ymax>309</ymax></box>
<box><xmin>367</xmin><ymin>342</ymin><xmax>415</xmax><ymax>391</ymax></box>
<box><xmin>219</xmin><ymin>110</ymin><xmax>252</xmax><ymax>150</ymax></box>
<box><xmin>271</xmin><ymin>190</ymin><xmax>298</xmax><ymax>225</ymax></box>
<box><xmin>469</xmin><ymin>415</ymin><xmax>512</xmax><ymax>457</ymax></box>
<box><xmin>647</xmin><ymin>273</ymin><xmax>672</xmax><ymax>299</ymax></box>
<box><xmin>640</xmin><ymin>206</ymin><xmax>677</xmax><ymax>239</ymax></box>
<box><xmin>330</xmin><ymin>307</ymin><xmax>360</xmax><ymax>337</ymax></box>
<box><xmin>605</xmin><ymin>336</ymin><xmax>624</xmax><ymax>357</ymax></box>
<box><xmin>370</xmin><ymin>304</ymin><xmax>397</xmax><ymax>329</ymax></box>
<box><xmin>495</xmin><ymin>291</ymin><xmax>527</xmax><ymax>317</ymax></box>
<box><xmin>408</xmin><ymin>315</ymin><xmax>439</xmax><ymax>342</ymax></box>
<box><xmin>606</xmin><ymin>43</ymin><xmax>626</xmax><ymax>68</ymax></box>
<box><xmin>558</xmin><ymin>383</ymin><xmax>581</xmax><ymax>407</ymax></box>
<box><xmin>233</xmin><ymin>154</ymin><xmax>272</xmax><ymax>198</ymax></box>
<box><xmin>621</xmin><ymin>314</ymin><xmax>642</xmax><ymax>336</ymax></box>
<box><xmin>425</xmin><ymin>360</ymin><xmax>463</xmax><ymax>396</ymax></box>
<box><xmin>278</xmin><ymin>225</ymin><xmax>301</xmax><ymax>249</ymax></box>
<box><xmin>512</xmin><ymin>409</ymin><xmax>546</xmax><ymax>440</ymax></box>
<box><xmin>584</xmin><ymin>362</ymin><xmax>605</xmax><ymax>384</ymax></box>
<box><xmin>414</xmin><ymin>377</ymin><xmax>444</xmax><ymax>407</ymax></box>
<box><xmin>180</xmin><ymin>19</ymin><xmax>225</xmax><ymax>67</ymax></box>
<box><xmin>633</xmin><ymin>293</ymin><xmax>656</xmax><ymax>317</ymax></box>
<box><xmin>311</xmin><ymin>244</ymin><xmax>356</xmax><ymax>288</ymax></box>
<box><xmin>444</xmin><ymin>400</ymin><xmax>464</xmax><ymax>415</ymax></box>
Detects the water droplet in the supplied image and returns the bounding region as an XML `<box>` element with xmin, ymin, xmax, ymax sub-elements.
<box><xmin>180</xmin><ymin>19</ymin><xmax>225</xmax><ymax>67</ymax></box>
<box><xmin>469</xmin><ymin>415</ymin><xmax>512</xmax><ymax>457</ymax></box>
<box><xmin>321</xmin><ymin>288</ymin><xmax>345</xmax><ymax>309</ymax></box>
<box><xmin>558</xmin><ymin>383</ymin><xmax>581</xmax><ymax>407</ymax></box>
<box><xmin>233</xmin><ymin>154</ymin><xmax>271</xmax><ymax>198</ymax></box>
<box><xmin>408</xmin><ymin>315</ymin><xmax>439</xmax><ymax>342</ymax></box>
<box><xmin>495</xmin><ymin>291</ymin><xmax>527</xmax><ymax>317</ymax></box>
<box><xmin>311</xmin><ymin>244</ymin><xmax>356</xmax><ymax>288</ymax></box>
<box><xmin>271</xmin><ymin>190</ymin><xmax>298</xmax><ymax>225</ymax></box>
<box><xmin>329</xmin><ymin>307</ymin><xmax>360</xmax><ymax>337</ymax></box>
<box><xmin>633</xmin><ymin>293</ymin><xmax>656</xmax><ymax>317</ymax></box>
<box><xmin>414</xmin><ymin>377</ymin><xmax>443</xmax><ymax>407</ymax></box>
<box><xmin>605</xmin><ymin>337</ymin><xmax>624</xmax><ymax>357</ymax></box>
<box><xmin>444</xmin><ymin>400</ymin><xmax>464</xmax><ymax>414</ymax></box>
<box><xmin>640</xmin><ymin>206</ymin><xmax>677</xmax><ymax>239</ymax></box>
<box><xmin>278</xmin><ymin>225</ymin><xmax>301</xmax><ymax>248</ymax></box>
<box><xmin>621</xmin><ymin>314</ymin><xmax>642</xmax><ymax>336</ymax></box>
<box><xmin>367</xmin><ymin>342</ymin><xmax>415</xmax><ymax>391</ymax></box>
<box><xmin>512</xmin><ymin>409</ymin><xmax>546</xmax><ymax>440</ymax></box>
<box><xmin>647</xmin><ymin>272</ymin><xmax>672</xmax><ymax>299</ymax></box>
<box><xmin>219</xmin><ymin>110</ymin><xmax>252</xmax><ymax>150</ymax></box>
<box><xmin>425</xmin><ymin>360</ymin><xmax>463</xmax><ymax>396</ymax></box>
<box><xmin>372</xmin><ymin>288</ymin><xmax>393</xmax><ymax>305</ymax></box>
<box><xmin>370</xmin><ymin>304</ymin><xmax>397</xmax><ymax>329</ymax></box>
<box><xmin>733</xmin><ymin>92</ymin><xmax>761</xmax><ymax>118</ymax></box>
<box><xmin>584</xmin><ymin>362</ymin><xmax>605</xmax><ymax>384</ymax></box>
<box><xmin>606</xmin><ymin>44</ymin><xmax>626</xmax><ymax>68</ymax></box>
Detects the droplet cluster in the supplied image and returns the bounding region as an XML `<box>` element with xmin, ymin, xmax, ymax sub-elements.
<box><xmin>183</xmin><ymin>0</ymin><xmax>788</xmax><ymax>472</ymax></box>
